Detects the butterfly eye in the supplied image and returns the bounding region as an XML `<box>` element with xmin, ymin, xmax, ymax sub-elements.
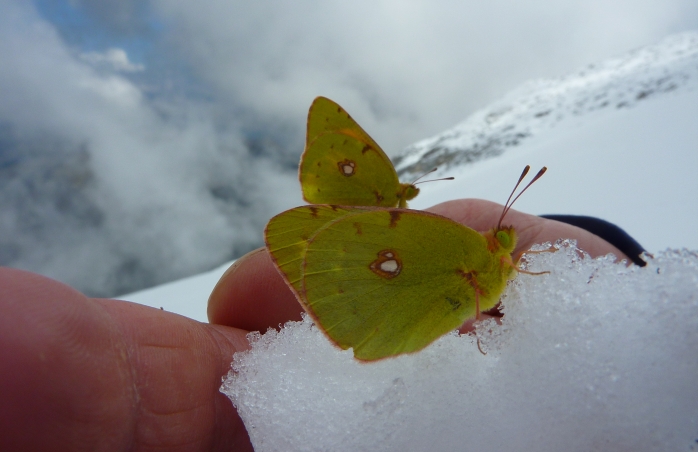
<box><xmin>496</xmin><ymin>230</ymin><xmax>511</xmax><ymax>248</ymax></box>
<box><xmin>399</xmin><ymin>184</ymin><xmax>420</xmax><ymax>202</ymax></box>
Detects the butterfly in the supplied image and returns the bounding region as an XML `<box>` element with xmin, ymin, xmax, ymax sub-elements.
<box><xmin>266</xmin><ymin>166</ymin><xmax>547</xmax><ymax>361</ymax></box>
<box><xmin>300</xmin><ymin>96</ymin><xmax>436</xmax><ymax>208</ymax></box>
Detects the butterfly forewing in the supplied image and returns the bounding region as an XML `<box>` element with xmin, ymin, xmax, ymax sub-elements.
<box><xmin>306</xmin><ymin>96</ymin><xmax>381</xmax><ymax>150</ymax></box>
<box><xmin>300</xmin><ymin>132</ymin><xmax>401</xmax><ymax>206</ymax></box>
<box><xmin>300</xmin><ymin>96</ymin><xmax>408</xmax><ymax>207</ymax></box>
<box><xmin>265</xmin><ymin>205</ymin><xmax>369</xmax><ymax>294</ymax></box>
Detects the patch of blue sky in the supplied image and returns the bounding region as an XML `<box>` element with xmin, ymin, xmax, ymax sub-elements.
<box><xmin>32</xmin><ymin>0</ymin><xmax>162</xmax><ymax>67</ymax></box>
<box><xmin>29</xmin><ymin>0</ymin><xmax>210</xmax><ymax>103</ymax></box>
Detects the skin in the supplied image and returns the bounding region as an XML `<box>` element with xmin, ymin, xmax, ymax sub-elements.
<box><xmin>0</xmin><ymin>199</ymin><xmax>629</xmax><ymax>451</ymax></box>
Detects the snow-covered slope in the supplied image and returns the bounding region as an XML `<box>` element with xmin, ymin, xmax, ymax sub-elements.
<box><xmin>121</xmin><ymin>260</ymin><xmax>232</xmax><ymax>322</ymax></box>
<box><xmin>123</xmin><ymin>32</ymin><xmax>698</xmax><ymax>321</ymax></box>
<box><xmin>395</xmin><ymin>32</ymin><xmax>698</xmax><ymax>177</ymax></box>
<box><xmin>409</xmin><ymin>82</ymin><xmax>698</xmax><ymax>253</ymax></box>
<box><xmin>407</xmin><ymin>31</ymin><xmax>698</xmax><ymax>254</ymax></box>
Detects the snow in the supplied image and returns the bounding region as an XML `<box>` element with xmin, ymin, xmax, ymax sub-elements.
<box><xmin>409</xmin><ymin>88</ymin><xmax>698</xmax><ymax>253</ymax></box>
<box><xmin>120</xmin><ymin>260</ymin><xmax>232</xmax><ymax>322</ymax></box>
<box><xmin>395</xmin><ymin>32</ymin><xmax>698</xmax><ymax>176</ymax></box>
<box><xmin>221</xmin><ymin>243</ymin><xmax>698</xmax><ymax>451</ymax></box>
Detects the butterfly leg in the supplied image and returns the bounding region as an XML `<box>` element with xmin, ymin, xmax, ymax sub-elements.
<box><xmin>511</xmin><ymin>245</ymin><xmax>557</xmax><ymax>274</ymax></box>
<box><xmin>460</xmin><ymin>270</ymin><xmax>488</xmax><ymax>355</ymax></box>
<box><xmin>475</xmin><ymin>283</ymin><xmax>487</xmax><ymax>355</ymax></box>
<box><xmin>502</xmin><ymin>254</ymin><xmax>550</xmax><ymax>276</ymax></box>
<box><xmin>476</xmin><ymin>338</ymin><xmax>487</xmax><ymax>355</ymax></box>
<box><xmin>516</xmin><ymin>245</ymin><xmax>557</xmax><ymax>260</ymax></box>
<box><xmin>470</xmin><ymin>288</ymin><xmax>488</xmax><ymax>356</ymax></box>
<box><xmin>458</xmin><ymin>270</ymin><xmax>483</xmax><ymax>315</ymax></box>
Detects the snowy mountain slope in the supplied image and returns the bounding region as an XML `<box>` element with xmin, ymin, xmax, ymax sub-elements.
<box><xmin>410</xmin><ymin>84</ymin><xmax>698</xmax><ymax>254</ymax></box>
<box><xmin>123</xmin><ymin>31</ymin><xmax>698</xmax><ymax>320</ymax></box>
<box><xmin>395</xmin><ymin>32</ymin><xmax>698</xmax><ymax>178</ymax></box>
<box><xmin>122</xmin><ymin>260</ymin><xmax>232</xmax><ymax>322</ymax></box>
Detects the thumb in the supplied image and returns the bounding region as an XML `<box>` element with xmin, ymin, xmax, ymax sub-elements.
<box><xmin>0</xmin><ymin>267</ymin><xmax>253</xmax><ymax>452</ymax></box>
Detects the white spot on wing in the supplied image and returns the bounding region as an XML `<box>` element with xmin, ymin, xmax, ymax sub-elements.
<box><xmin>380</xmin><ymin>260</ymin><xmax>399</xmax><ymax>273</ymax></box>
<box><xmin>370</xmin><ymin>249</ymin><xmax>402</xmax><ymax>279</ymax></box>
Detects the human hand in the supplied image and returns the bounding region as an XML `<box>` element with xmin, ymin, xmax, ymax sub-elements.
<box><xmin>0</xmin><ymin>199</ymin><xmax>629</xmax><ymax>452</ymax></box>
<box><xmin>0</xmin><ymin>268</ymin><xmax>254</xmax><ymax>451</ymax></box>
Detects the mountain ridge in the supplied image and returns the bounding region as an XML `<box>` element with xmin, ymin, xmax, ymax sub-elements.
<box><xmin>395</xmin><ymin>32</ymin><xmax>698</xmax><ymax>177</ymax></box>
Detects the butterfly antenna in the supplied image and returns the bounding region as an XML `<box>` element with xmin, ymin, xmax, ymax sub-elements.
<box><xmin>409</xmin><ymin>167</ymin><xmax>437</xmax><ymax>185</ymax></box>
<box><xmin>497</xmin><ymin>166</ymin><xmax>530</xmax><ymax>228</ymax></box>
<box><xmin>410</xmin><ymin>167</ymin><xmax>455</xmax><ymax>186</ymax></box>
<box><xmin>497</xmin><ymin>166</ymin><xmax>547</xmax><ymax>228</ymax></box>
<box><xmin>414</xmin><ymin>176</ymin><xmax>455</xmax><ymax>185</ymax></box>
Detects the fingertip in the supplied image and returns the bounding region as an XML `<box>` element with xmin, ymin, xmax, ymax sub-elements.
<box><xmin>208</xmin><ymin>248</ymin><xmax>269</xmax><ymax>325</ymax></box>
<box><xmin>425</xmin><ymin>199</ymin><xmax>505</xmax><ymax>231</ymax></box>
<box><xmin>425</xmin><ymin>198</ymin><xmax>631</xmax><ymax>262</ymax></box>
<box><xmin>207</xmin><ymin>248</ymin><xmax>303</xmax><ymax>332</ymax></box>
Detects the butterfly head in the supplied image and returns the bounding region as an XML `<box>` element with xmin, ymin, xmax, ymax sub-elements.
<box><xmin>489</xmin><ymin>165</ymin><xmax>546</xmax><ymax>254</ymax></box>
<box><xmin>484</xmin><ymin>225</ymin><xmax>518</xmax><ymax>255</ymax></box>
<box><xmin>398</xmin><ymin>183</ymin><xmax>420</xmax><ymax>204</ymax></box>
<box><xmin>399</xmin><ymin>168</ymin><xmax>454</xmax><ymax>207</ymax></box>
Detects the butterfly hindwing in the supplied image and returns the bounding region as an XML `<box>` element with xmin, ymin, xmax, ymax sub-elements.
<box><xmin>302</xmin><ymin>209</ymin><xmax>506</xmax><ymax>361</ymax></box>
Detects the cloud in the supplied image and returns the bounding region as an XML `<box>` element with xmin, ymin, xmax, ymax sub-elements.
<box><xmin>68</xmin><ymin>0</ymin><xmax>150</xmax><ymax>36</ymax></box>
<box><xmin>80</xmin><ymin>47</ymin><xmax>145</xmax><ymax>72</ymax></box>
<box><xmin>0</xmin><ymin>1</ymin><xmax>299</xmax><ymax>296</ymax></box>
<box><xmin>152</xmin><ymin>0</ymin><xmax>698</xmax><ymax>154</ymax></box>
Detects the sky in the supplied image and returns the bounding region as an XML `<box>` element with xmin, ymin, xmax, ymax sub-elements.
<box><xmin>173</xmin><ymin>0</ymin><xmax>697</xmax><ymax>151</ymax></box>
<box><xmin>17</xmin><ymin>0</ymin><xmax>698</xmax><ymax>152</ymax></box>
<box><xmin>1</xmin><ymin>0</ymin><xmax>697</xmax><ymax>296</ymax></box>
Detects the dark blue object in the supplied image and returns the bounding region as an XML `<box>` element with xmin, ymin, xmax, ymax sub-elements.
<box><xmin>540</xmin><ymin>215</ymin><xmax>647</xmax><ymax>267</ymax></box>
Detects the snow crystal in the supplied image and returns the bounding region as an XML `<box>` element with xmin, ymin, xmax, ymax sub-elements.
<box><xmin>222</xmin><ymin>241</ymin><xmax>698</xmax><ymax>452</ymax></box>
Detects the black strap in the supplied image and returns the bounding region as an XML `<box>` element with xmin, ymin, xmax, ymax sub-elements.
<box><xmin>539</xmin><ymin>215</ymin><xmax>647</xmax><ymax>267</ymax></box>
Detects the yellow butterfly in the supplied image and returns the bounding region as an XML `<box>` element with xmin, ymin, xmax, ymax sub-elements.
<box><xmin>299</xmin><ymin>96</ymin><xmax>422</xmax><ymax>208</ymax></box>
<box><xmin>266</xmin><ymin>166</ymin><xmax>547</xmax><ymax>361</ymax></box>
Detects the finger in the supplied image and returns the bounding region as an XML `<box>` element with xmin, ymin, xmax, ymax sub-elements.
<box><xmin>208</xmin><ymin>247</ymin><xmax>303</xmax><ymax>331</ymax></box>
<box><xmin>208</xmin><ymin>199</ymin><xmax>630</xmax><ymax>335</ymax></box>
<box><xmin>427</xmin><ymin>199</ymin><xmax>631</xmax><ymax>334</ymax></box>
<box><xmin>426</xmin><ymin>198</ymin><xmax>630</xmax><ymax>261</ymax></box>
<box><xmin>0</xmin><ymin>268</ymin><xmax>253</xmax><ymax>452</ymax></box>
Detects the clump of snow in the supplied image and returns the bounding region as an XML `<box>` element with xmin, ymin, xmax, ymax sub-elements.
<box><xmin>395</xmin><ymin>32</ymin><xmax>698</xmax><ymax>177</ymax></box>
<box><xmin>222</xmin><ymin>241</ymin><xmax>698</xmax><ymax>452</ymax></box>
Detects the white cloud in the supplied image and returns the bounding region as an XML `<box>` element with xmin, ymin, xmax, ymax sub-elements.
<box><xmin>0</xmin><ymin>1</ymin><xmax>299</xmax><ymax>296</ymax></box>
<box><xmin>153</xmin><ymin>0</ymin><xmax>698</xmax><ymax>154</ymax></box>
<box><xmin>80</xmin><ymin>48</ymin><xmax>145</xmax><ymax>72</ymax></box>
